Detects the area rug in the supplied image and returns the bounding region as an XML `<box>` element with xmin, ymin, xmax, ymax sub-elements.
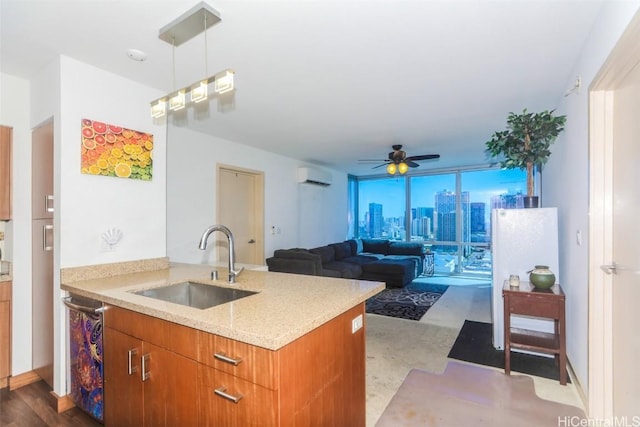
<box><xmin>447</xmin><ymin>320</ymin><xmax>570</xmax><ymax>382</ymax></box>
<box><xmin>375</xmin><ymin>361</ymin><xmax>584</xmax><ymax>427</ymax></box>
<box><xmin>365</xmin><ymin>284</ymin><xmax>448</xmax><ymax>321</ymax></box>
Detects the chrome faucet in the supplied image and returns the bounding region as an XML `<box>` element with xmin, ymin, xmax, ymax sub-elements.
<box><xmin>198</xmin><ymin>225</ymin><xmax>244</xmax><ymax>284</ymax></box>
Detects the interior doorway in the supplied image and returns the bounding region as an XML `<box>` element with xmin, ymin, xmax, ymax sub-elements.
<box><xmin>216</xmin><ymin>165</ymin><xmax>265</xmax><ymax>266</ymax></box>
<box><xmin>588</xmin><ymin>12</ymin><xmax>640</xmax><ymax>419</ymax></box>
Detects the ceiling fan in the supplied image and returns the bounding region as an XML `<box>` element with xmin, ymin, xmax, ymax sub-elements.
<box><xmin>358</xmin><ymin>145</ymin><xmax>440</xmax><ymax>174</ymax></box>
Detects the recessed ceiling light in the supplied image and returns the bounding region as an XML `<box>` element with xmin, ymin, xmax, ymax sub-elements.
<box><xmin>126</xmin><ymin>49</ymin><xmax>147</xmax><ymax>62</ymax></box>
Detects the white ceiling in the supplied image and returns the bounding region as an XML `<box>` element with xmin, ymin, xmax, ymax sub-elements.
<box><xmin>0</xmin><ymin>0</ymin><xmax>603</xmax><ymax>176</ymax></box>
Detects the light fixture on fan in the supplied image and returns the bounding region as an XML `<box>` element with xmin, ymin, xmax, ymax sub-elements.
<box><xmin>387</xmin><ymin>162</ymin><xmax>409</xmax><ymax>175</ymax></box>
<box><xmin>150</xmin><ymin>2</ymin><xmax>235</xmax><ymax>118</ymax></box>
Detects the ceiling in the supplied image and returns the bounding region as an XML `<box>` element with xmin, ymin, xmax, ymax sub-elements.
<box><xmin>0</xmin><ymin>0</ymin><xmax>603</xmax><ymax>176</ymax></box>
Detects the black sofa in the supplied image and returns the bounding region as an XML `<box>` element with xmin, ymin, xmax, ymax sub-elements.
<box><xmin>265</xmin><ymin>239</ymin><xmax>425</xmax><ymax>288</ymax></box>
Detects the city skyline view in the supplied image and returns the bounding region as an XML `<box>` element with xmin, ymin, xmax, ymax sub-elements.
<box><xmin>351</xmin><ymin>168</ymin><xmax>528</xmax><ymax>274</ymax></box>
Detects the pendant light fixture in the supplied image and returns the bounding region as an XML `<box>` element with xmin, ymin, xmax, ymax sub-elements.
<box><xmin>150</xmin><ymin>1</ymin><xmax>235</xmax><ymax>118</ymax></box>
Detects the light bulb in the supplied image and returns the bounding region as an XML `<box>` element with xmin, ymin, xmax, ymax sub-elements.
<box><xmin>387</xmin><ymin>163</ymin><xmax>397</xmax><ymax>175</ymax></box>
<box><xmin>190</xmin><ymin>80</ymin><xmax>209</xmax><ymax>103</ymax></box>
<box><xmin>168</xmin><ymin>90</ymin><xmax>186</xmax><ymax>111</ymax></box>
<box><xmin>150</xmin><ymin>99</ymin><xmax>166</xmax><ymax>118</ymax></box>
<box><xmin>398</xmin><ymin>162</ymin><xmax>409</xmax><ymax>174</ymax></box>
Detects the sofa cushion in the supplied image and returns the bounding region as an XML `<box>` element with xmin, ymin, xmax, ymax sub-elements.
<box><xmin>266</xmin><ymin>256</ymin><xmax>323</xmax><ymax>275</ymax></box>
<box><xmin>347</xmin><ymin>238</ymin><xmax>364</xmax><ymax>255</ymax></box>
<box><xmin>323</xmin><ymin>261</ymin><xmax>363</xmax><ymax>279</ymax></box>
<box><xmin>388</xmin><ymin>242</ymin><xmax>425</xmax><ymax>256</ymax></box>
<box><xmin>273</xmin><ymin>248</ymin><xmax>318</xmax><ymax>260</ymax></box>
<box><xmin>361</xmin><ymin>259</ymin><xmax>416</xmax><ymax>287</ymax></box>
<box><xmin>362</xmin><ymin>239</ymin><xmax>390</xmax><ymax>255</ymax></box>
<box><xmin>343</xmin><ymin>254</ymin><xmax>380</xmax><ymax>266</ymax></box>
<box><xmin>309</xmin><ymin>245</ymin><xmax>335</xmax><ymax>263</ymax></box>
<box><xmin>329</xmin><ymin>241</ymin><xmax>353</xmax><ymax>260</ymax></box>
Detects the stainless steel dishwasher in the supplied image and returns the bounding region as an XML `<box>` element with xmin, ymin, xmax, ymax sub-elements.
<box><xmin>62</xmin><ymin>294</ymin><xmax>105</xmax><ymax>423</ymax></box>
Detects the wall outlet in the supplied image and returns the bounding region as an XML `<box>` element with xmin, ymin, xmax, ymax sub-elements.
<box><xmin>352</xmin><ymin>314</ymin><xmax>363</xmax><ymax>333</ymax></box>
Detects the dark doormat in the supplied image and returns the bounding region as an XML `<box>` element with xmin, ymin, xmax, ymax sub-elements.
<box><xmin>365</xmin><ymin>284</ymin><xmax>448</xmax><ymax>321</ymax></box>
<box><xmin>447</xmin><ymin>320</ymin><xmax>570</xmax><ymax>383</ymax></box>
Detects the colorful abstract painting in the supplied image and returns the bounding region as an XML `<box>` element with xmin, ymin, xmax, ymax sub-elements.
<box><xmin>81</xmin><ymin>118</ymin><xmax>153</xmax><ymax>180</ymax></box>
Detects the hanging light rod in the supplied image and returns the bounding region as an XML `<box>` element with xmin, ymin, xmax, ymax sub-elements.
<box><xmin>151</xmin><ymin>2</ymin><xmax>235</xmax><ymax>118</ymax></box>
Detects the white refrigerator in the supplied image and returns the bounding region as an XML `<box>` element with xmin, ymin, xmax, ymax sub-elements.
<box><xmin>491</xmin><ymin>207</ymin><xmax>559</xmax><ymax>350</ymax></box>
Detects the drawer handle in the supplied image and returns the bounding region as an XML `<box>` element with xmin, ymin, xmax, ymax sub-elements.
<box><xmin>214</xmin><ymin>352</ymin><xmax>243</xmax><ymax>366</ymax></box>
<box><xmin>127</xmin><ymin>349</ymin><xmax>138</xmax><ymax>375</ymax></box>
<box><xmin>141</xmin><ymin>353</ymin><xmax>151</xmax><ymax>381</ymax></box>
<box><xmin>45</xmin><ymin>194</ymin><xmax>54</xmax><ymax>213</ymax></box>
<box><xmin>214</xmin><ymin>386</ymin><xmax>243</xmax><ymax>403</ymax></box>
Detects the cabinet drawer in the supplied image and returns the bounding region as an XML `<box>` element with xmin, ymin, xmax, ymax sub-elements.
<box><xmin>104</xmin><ymin>306</ymin><xmax>198</xmax><ymax>360</ymax></box>
<box><xmin>198</xmin><ymin>364</ymin><xmax>278</xmax><ymax>426</ymax></box>
<box><xmin>507</xmin><ymin>295</ymin><xmax>563</xmax><ymax>318</ymax></box>
<box><xmin>198</xmin><ymin>331</ymin><xmax>277</xmax><ymax>389</ymax></box>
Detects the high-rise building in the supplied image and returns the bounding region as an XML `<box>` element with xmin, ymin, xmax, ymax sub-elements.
<box><xmin>435</xmin><ymin>190</ymin><xmax>470</xmax><ymax>242</ymax></box>
<box><xmin>368</xmin><ymin>203</ymin><xmax>383</xmax><ymax>238</ymax></box>
<box><xmin>491</xmin><ymin>193</ymin><xmax>524</xmax><ymax>209</ymax></box>
<box><xmin>470</xmin><ymin>202</ymin><xmax>486</xmax><ymax>233</ymax></box>
<box><xmin>411</xmin><ymin>207</ymin><xmax>434</xmax><ymax>238</ymax></box>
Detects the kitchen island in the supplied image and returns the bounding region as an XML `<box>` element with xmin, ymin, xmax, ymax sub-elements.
<box><xmin>62</xmin><ymin>261</ymin><xmax>384</xmax><ymax>426</ymax></box>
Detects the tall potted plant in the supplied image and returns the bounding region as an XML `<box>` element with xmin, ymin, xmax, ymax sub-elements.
<box><xmin>485</xmin><ymin>109</ymin><xmax>566</xmax><ymax>208</ymax></box>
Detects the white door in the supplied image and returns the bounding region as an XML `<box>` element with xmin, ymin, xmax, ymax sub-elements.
<box><xmin>589</xmin><ymin>13</ymin><xmax>640</xmax><ymax>419</ymax></box>
<box><xmin>609</xmin><ymin>61</ymin><xmax>640</xmax><ymax>419</ymax></box>
<box><xmin>217</xmin><ymin>166</ymin><xmax>264</xmax><ymax>265</ymax></box>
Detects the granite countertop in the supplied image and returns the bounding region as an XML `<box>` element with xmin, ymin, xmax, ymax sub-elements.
<box><xmin>0</xmin><ymin>274</ymin><xmax>10</xmax><ymax>282</ymax></box>
<box><xmin>61</xmin><ymin>262</ymin><xmax>384</xmax><ymax>351</ymax></box>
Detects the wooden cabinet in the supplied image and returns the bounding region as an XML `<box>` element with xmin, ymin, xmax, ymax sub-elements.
<box><xmin>32</xmin><ymin>122</ymin><xmax>54</xmax><ymax>219</ymax></box>
<box><xmin>104</xmin><ymin>303</ymin><xmax>366</xmax><ymax>426</ymax></box>
<box><xmin>0</xmin><ymin>281</ymin><xmax>11</xmax><ymax>387</ymax></box>
<box><xmin>197</xmin><ymin>303</ymin><xmax>366</xmax><ymax>426</ymax></box>
<box><xmin>104</xmin><ymin>306</ymin><xmax>199</xmax><ymax>426</ymax></box>
<box><xmin>0</xmin><ymin>126</ymin><xmax>11</xmax><ymax>220</ymax></box>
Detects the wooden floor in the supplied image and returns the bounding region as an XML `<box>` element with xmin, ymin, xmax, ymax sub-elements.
<box><xmin>0</xmin><ymin>381</ymin><xmax>102</xmax><ymax>427</ymax></box>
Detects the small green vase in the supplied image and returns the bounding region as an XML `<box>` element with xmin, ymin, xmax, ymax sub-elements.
<box><xmin>529</xmin><ymin>265</ymin><xmax>556</xmax><ymax>289</ymax></box>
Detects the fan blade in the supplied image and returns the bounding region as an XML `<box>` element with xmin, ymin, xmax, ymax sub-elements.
<box><xmin>357</xmin><ymin>159</ymin><xmax>388</xmax><ymax>163</ymax></box>
<box><xmin>405</xmin><ymin>160</ymin><xmax>420</xmax><ymax>168</ymax></box>
<box><xmin>372</xmin><ymin>163</ymin><xmax>389</xmax><ymax>169</ymax></box>
<box><xmin>406</xmin><ymin>154</ymin><xmax>440</xmax><ymax>161</ymax></box>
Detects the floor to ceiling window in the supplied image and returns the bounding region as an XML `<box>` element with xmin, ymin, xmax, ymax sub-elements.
<box><xmin>350</xmin><ymin>167</ymin><xmax>527</xmax><ymax>277</ymax></box>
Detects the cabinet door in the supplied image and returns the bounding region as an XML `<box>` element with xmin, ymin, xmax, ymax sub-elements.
<box><xmin>198</xmin><ymin>364</ymin><xmax>278</xmax><ymax>426</ymax></box>
<box><xmin>32</xmin><ymin>122</ymin><xmax>53</xmax><ymax>219</ymax></box>
<box><xmin>31</xmin><ymin>219</ymin><xmax>54</xmax><ymax>388</ymax></box>
<box><xmin>0</xmin><ymin>126</ymin><xmax>11</xmax><ymax>220</ymax></box>
<box><xmin>143</xmin><ymin>342</ymin><xmax>198</xmax><ymax>427</ymax></box>
<box><xmin>104</xmin><ymin>327</ymin><xmax>144</xmax><ymax>427</ymax></box>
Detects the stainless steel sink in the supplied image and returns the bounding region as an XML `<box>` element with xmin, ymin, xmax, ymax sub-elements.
<box><xmin>133</xmin><ymin>281</ymin><xmax>257</xmax><ymax>310</ymax></box>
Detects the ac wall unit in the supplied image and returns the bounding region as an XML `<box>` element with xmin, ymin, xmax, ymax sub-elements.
<box><xmin>298</xmin><ymin>167</ymin><xmax>332</xmax><ymax>186</ymax></box>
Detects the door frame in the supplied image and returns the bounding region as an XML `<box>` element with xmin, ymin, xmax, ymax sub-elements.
<box><xmin>588</xmin><ymin>11</ymin><xmax>640</xmax><ymax>419</ymax></box>
<box><xmin>216</xmin><ymin>163</ymin><xmax>265</xmax><ymax>265</ymax></box>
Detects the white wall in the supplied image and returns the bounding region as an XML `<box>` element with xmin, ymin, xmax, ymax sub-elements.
<box><xmin>0</xmin><ymin>72</ymin><xmax>33</xmax><ymax>376</ymax></box>
<box><xmin>58</xmin><ymin>56</ymin><xmax>167</xmax><ymax>268</ymax></box>
<box><xmin>167</xmin><ymin>124</ymin><xmax>347</xmax><ymax>264</ymax></box>
<box><xmin>544</xmin><ymin>1</ymin><xmax>640</xmax><ymax>394</ymax></box>
<box><xmin>1</xmin><ymin>56</ymin><xmax>168</xmax><ymax>395</ymax></box>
